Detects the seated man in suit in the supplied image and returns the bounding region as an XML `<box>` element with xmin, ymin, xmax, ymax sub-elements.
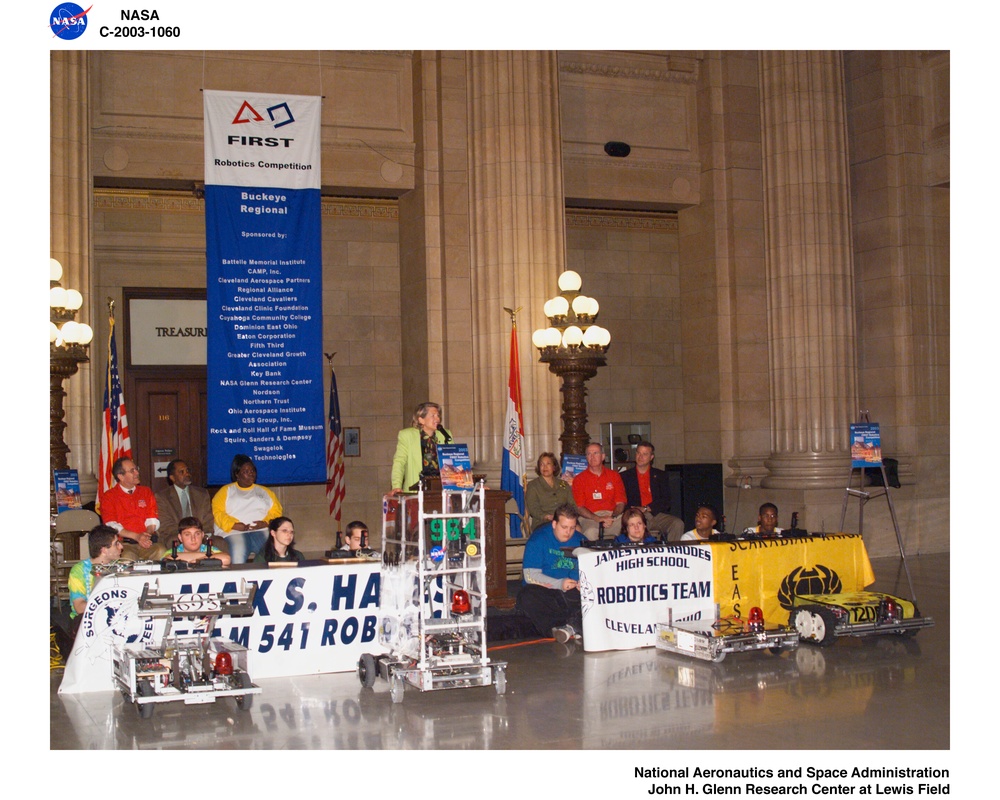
<box><xmin>155</xmin><ymin>459</ymin><xmax>228</xmax><ymax>556</ymax></box>
<box><xmin>620</xmin><ymin>441</ymin><xmax>684</xmax><ymax>541</ymax></box>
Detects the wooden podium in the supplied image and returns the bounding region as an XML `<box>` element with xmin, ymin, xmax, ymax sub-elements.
<box><xmin>414</xmin><ymin>476</ymin><xmax>514</xmax><ymax>609</ymax></box>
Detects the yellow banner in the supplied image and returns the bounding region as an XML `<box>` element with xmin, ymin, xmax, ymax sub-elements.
<box><xmin>711</xmin><ymin>534</ymin><xmax>875</xmax><ymax>624</ymax></box>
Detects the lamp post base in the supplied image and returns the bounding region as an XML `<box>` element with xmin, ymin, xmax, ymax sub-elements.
<box><xmin>539</xmin><ymin>348</ymin><xmax>606</xmax><ymax>456</ymax></box>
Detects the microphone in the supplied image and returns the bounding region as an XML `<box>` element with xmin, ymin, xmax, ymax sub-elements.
<box><xmin>436</xmin><ymin>424</ymin><xmax>452</xmax><ymax>443</ymax></box>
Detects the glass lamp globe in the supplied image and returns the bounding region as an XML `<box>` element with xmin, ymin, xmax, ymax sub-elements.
<box><xmin>60</xmin><ymin>321</ymin><xmax>81</xmax><ymax>343</ymax></box>
<box><xmin>50</xmin><ymin>286</ymin><xmax>68</xmax><ymax>308</ymax></box>
<box><xmin>557</xmin><ymin>270</ymin><xmax>582</xmax><ymax>292</ymax></box>
<box><xmin>543</xmin><ymin>327</ymin><xmax>562</xmax><ymax>347</ymax></box>
<box><xmin>562</xmin><ymin>325</ymin><xmax>584</xmax><ymax>346</ymax></box>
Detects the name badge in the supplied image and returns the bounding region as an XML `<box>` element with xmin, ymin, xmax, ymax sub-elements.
<box><xmin>592</xmin><ymin>491</ymin><xmax>603</xmax><ymax>500</ymax></box>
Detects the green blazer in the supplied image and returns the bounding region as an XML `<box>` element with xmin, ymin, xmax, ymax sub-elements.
<box><xmin>390</xmin><ymin>426</ymin><xmax>452</xmax><ymax>491</ymax></box>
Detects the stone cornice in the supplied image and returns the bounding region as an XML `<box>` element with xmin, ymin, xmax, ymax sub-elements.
<box><xmin>93</xmin><ymin>189</ymin><xmax>399</xmax><ymax>219</ymax></box>
<box><xmin>566</xmin><ymin>208</ymin><xmax>678</xmax><ymax>230</ymax></box>
<box><xmin>559</xmin><ymin>56</ymin><xmax>700</xmax><ymax>84</ymax></box>
<box><xmin>563</xmin><ymin>154</ymin><xmax>699</xmax><ymax>172</ymax></box>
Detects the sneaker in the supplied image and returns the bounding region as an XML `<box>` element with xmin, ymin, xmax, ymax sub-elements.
<box><xmin>552</xmin><ymin>624</ymin><xmax>576</xmax><ymax>643</ymax></box>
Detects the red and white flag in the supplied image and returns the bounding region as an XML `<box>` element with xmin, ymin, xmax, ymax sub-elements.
<box><xmin>501</xmin><ymin>321</ymin><xmax>526</xmax><ymax>537</ymax></box>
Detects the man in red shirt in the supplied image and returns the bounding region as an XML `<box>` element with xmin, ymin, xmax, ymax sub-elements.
<box><xmin>620</xmin><ymin>441</ymin><xmax>684</xmax><ymax>541</ymax></box>
<box><xmin>571</xmin><ymin>442</ymin><xmax>627</xmax><ymax>540</ymax></box>
<box><xmin>99</xmin><ymin>457</ymin><xmax>163</xmax><ymax>561</ymax></box>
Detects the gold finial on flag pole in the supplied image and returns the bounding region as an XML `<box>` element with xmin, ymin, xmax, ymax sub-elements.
<box><xmin>503</xmin><ymin>306</ymin><xmax>521</xmax><ymax>326</ymax></box>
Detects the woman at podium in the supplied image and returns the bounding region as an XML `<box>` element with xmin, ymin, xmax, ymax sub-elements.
<box><xmin>390</xmin><ymin>401</ymin><xmax>452</xmax><ymax>493</ymax></box>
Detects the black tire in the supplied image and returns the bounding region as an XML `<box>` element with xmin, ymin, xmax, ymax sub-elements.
<box><xmin>235</xmin><ymin>694</ymin><xmax>252</xmax><ymax>710</ymax></box>
<box><xmin>493</xmin><ymin>666</ymin><xmax>506</xmax><ymax>696</ymax></box>
<box><xmin>812</xmin><ymin>608</ymin><xmax>838</xmax><ymax>647</ymax></box>
<box><xmin>235</xmin><ymin>671</ymin><xmax>253</xmax><ymax>710</ymax></box>
<box><xmin>389</xmin><ymin>673</ymin><xmax>405</xmax><ymax>704</ymax></box>
<box><xmin>136</xmin><ymin>680</ymin><xmax>155</xmax><ymax>719</ymax></box>
<box><xmin>358</xmin><ymin>653</ymin><xmax>377</xmax><ymax>689</ymax></box>
<box><xmin>792</xmin><ymin>605</ymin><xmax>837</xmax><ymax>646</ymax></box>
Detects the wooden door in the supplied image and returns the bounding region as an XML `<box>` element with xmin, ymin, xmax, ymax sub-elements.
<box><xmin>130</xmin><ymin>375</ymin><xmax>208</xmax><ymax>494</ymax></box>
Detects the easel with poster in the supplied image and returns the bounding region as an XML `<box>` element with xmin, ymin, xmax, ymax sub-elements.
<box><xmin>839</xmin><ymin>412</ymin><xmax>917</xmax><ymax>599</ymax></box>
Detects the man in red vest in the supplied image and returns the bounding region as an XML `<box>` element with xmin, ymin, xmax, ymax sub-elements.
<box><xmin>100</xmin><ymin>457</ymin><xmax>163</xmax><ymax>561</ymax></box>
<box><xmin>572</xmin><ymin>442</ymin><xmax>627</xmax><ymax>541</ymax></box>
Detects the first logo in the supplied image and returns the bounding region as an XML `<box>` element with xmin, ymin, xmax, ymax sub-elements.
<box><xmin>50</xmin><ymin>3</ymin><xmax>91</xmax><ymax>40</ymax></box>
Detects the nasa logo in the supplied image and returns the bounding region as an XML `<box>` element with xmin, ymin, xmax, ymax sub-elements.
<box><xmin>49</xmin><ymin>3</ymin><xmax>90</xmax><ymax>40</ymax></box>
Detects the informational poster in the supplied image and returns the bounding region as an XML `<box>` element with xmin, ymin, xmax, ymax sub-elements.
<box><xmin>561</xmin><ymin>453</ymin><xmax>587</xmax><ymax>478</ymax></box>
<box><xmin>438</xmin><ymin>443</ymin><xmax>473</xmax><ymax>490</ymax></box>
<box><xmin>53</xmin><ymin>469</ymin><xmax>83</xmax><ymax>512</ymax></box>
<box><xmin>204</xmin><ymin>90</ymin><xmax>326</xmax><ymax>485</ymax></box>
<box><xmin>850</xmin><ymin>422</ymin><xmax>883</xmax><ymax>467</ymax></box>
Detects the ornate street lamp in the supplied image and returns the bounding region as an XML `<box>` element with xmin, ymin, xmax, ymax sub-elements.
<box><xmin>531</xmin><ymin>270</ymin><xmax>611</xmax><ymax>455</ymax></box>
<box><xmin>50</xmin><ymin>257</ymin><xmax>93</xmax><ymax>472</ymax></box>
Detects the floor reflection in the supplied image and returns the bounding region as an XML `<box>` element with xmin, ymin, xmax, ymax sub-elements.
<box><xmin>51</xmin><ymin>554</ymin><xmax>948</xmax><ymax>750</ymax></box>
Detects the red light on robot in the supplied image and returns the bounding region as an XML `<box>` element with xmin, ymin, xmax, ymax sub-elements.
<box><xmin>214</xmin><ymin>651</ymin><xmax>233</xmax><ymax>676</ymax></box>
<box><xmin>451</xmin><ymin>589</ymin><xmax>471</xmax><ymax>615</ymax></box>
<box><xmin>748</xmin><ymin>606</ymin><xmax>764</xmax><ymax>631</ymax></box>
<box><xmin>879</xmin><ymin>597</ymin><xmax>900</xmax><ymax>622</ymax></box>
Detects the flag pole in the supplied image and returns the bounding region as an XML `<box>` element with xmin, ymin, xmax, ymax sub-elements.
<box><xmin>502</xmin><ymin>307</ymin><xmax>528</xmax><ymax>538</ymax></box>
<box><xmin>324</xmin><ymin>352</ymin><xmax>345</xmax><ymax>541</ymax></box>
<box><xmin>96</xmin><ymin>297</ymin><xmax>131</xmax><ymax>511</ymax></box>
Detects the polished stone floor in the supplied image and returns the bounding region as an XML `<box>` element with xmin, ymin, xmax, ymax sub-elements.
<box><xmin>49</xmin><ymin>552</ymin><xmax>953</xmax><ymax>757</ymax></box>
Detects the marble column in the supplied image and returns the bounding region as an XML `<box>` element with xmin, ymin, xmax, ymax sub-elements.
<box><xmin>759</xmin><ymin>51</ymin><xmax>858</xmax><ymax>488</ymax></box>
<box><xmin>466</xmin><ymin>51</ymin><xmax>565</xmax><ymax>470</ymax></box>
<box><xmin>51</xmin><ymin>51</ymin><xmax>98</xmax><ymax>499</ymax></box>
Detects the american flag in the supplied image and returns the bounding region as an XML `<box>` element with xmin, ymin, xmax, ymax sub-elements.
<box><xmin>97</xmin><ymin>311</ymin><xmax>131</xmax><ymax>501</ymax></box>
<box><xmin>325</xmin><ymin>364</ymin><xmax>345</xmax><ymax>522</ymax></box>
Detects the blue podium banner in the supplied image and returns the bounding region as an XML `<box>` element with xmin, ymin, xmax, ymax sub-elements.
<box><xmin>204</xmin><ymin>90</ymin><xmax>325</xmax><ymax>485</ymax></box>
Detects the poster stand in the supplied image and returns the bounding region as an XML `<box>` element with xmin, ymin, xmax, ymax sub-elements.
<box><xmin>839</xmin><ymin>411</ymin><xmax>917</xmax><ymax>600</ymax></box>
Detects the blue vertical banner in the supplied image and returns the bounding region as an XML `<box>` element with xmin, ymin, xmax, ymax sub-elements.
<box><xmin>204</xmin><ymin>90</ymin><xmax>325</xmax><ymax>485</ymax></box>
